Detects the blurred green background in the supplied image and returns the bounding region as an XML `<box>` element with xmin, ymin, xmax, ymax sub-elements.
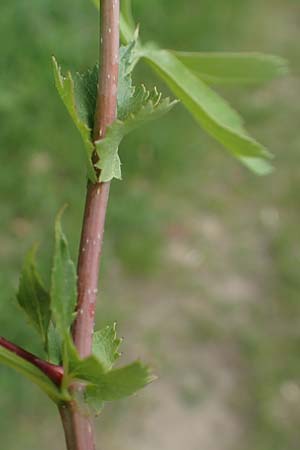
<box><xmin>0</xmin><ymin>0</ymin><xmax>300</xmax><ymax>449</ymax></box>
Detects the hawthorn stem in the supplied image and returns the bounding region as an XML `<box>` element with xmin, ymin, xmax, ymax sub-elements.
<box><xmin>59</xmin><ymin>1</ymin><xmax>120</xmax><ymax>450</ymax></box>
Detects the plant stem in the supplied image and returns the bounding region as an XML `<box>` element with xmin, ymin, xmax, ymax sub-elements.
<box><xmin>0</xmin><ymin>336</ymin><xmax>64</xmax><ymax>386</ymax></box>
<box><xmin>59</xmin><ymin>1</ymin><xmax>120</xmax><ymax>449</ymax></box>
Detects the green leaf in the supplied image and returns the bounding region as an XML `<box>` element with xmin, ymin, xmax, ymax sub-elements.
<box><xmin>173</xmin><ymin>51</ymin><xmax>289</xmax><ymax>85</ymax></box>
<box><xmin>64</xmin><ymin>329</ymin><xmax>153</xmax><ymax>411</ymax></box>
<box><xmin>143</xmin><ymin>48</ymin><xmax>273</xmax><ymax>174</ymax></box>
<box><xmin>95</xmin><ymin>38</ymin><xmax>176</xmax><ymax>183</ymax></box>
<box><xmin>47</xmin><ymin>322</ymin><xmax>62</xmax><ymax>364</ymax></box>
<box><xmin>0</xmin><ymin>344</ymin><xmax>64</xmax><ymax>402</ymax></box>
<box><xmin>121</xmin><ymin>0</ymin><xmax>135</xmax><ymax>33</ymax></box>
<box><xmin>68</xmin><ymin>349</ymin><xmax>106</xmax><ymax>384</ymax></box>
<box><xmin>50</xmin><ymin>208</ymin><xmax>77</xmax><ymax>339</ymax></box>
<box><xmin>92</xmin><ymin>323</ymin><xmax>122</xmax><ymax>371</ymax></box>
<box><xmin>117</xmin><ymin>40</ymin><xmax>141</xmax><ymax>121</ymax></box>
<box><xmin>70</xmin><ymin>354</ymin><xmax>106</xmax><ymax>383</ymax></box>
<box><xmin>52</xmin><ymin>57</ymin><xmax>97</xmax><ymax>182</ymax></box>
<box><xmin>17</xmin><ymin>245</ymin><xmax>51</xmax><ymax>350</ymax></box>
<box><xmin>85</xmin><ymin>361</ymin><xmax>155</xmax><ymax>403</ymax></box>
<box><xmin>96</xmin><ymin>84</ymin><xmax>177</xmax><ymax>182</ymax></box>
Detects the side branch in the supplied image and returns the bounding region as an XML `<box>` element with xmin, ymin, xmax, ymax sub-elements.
<box><xmin>0</xmin><ymin>336</ymin><xmax>63</xmax><ymax>386</ymax></box>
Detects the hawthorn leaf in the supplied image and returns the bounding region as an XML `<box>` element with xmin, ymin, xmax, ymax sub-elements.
<box><xmin>92</xmin><ymin>323</ymin><xmax>122</xmax><ymax>371</ymax></box>
<box><xmin>117</xmin><ymin>40</ymin><xmax>141</xmax><ymax>121</ymax></box>
<box><xmin>173</xmin><ymin>51</ymin><xmax>289</xmax><ymax>85</ymax></box>
<box><xmin>69</xmin><ymin>354</ymin><xmax>107</xmax><ymax>383</ymax></box>
<box><xmin>96</xmin><ymin>86</ymin><xmax>177</xmax><ymax>182</ymax></box>
<box><xmin>52</xmin><ymin>57</ymin><xmax>97</xmax><ymax>182</ymax></box>
<box><xmin>85</xmin><ymin>361</ymin><xmax>155</xmax><ymax>404</ymax></box>
<box><xmin>50</xmin><ymin>208</ymin><xmax>77</xmax><ymax>339</ymax></box>
<box><xmin>17</xmin><ymin>245</ymin><xmax>51</xmax><ymax>349</ymax></box>
<box><xmin>0</xmin><ymin>344</ymin><xmax>64</xmax><ymax>402</ymax></box>
<box><xmin>143</xmin><ymin>48</ymin><xmax>273</xmax><ymax>174</ymax></box>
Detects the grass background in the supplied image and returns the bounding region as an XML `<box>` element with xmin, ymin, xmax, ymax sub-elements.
<box><xmin>0</xmin><ymin>0</ymin><xmax>300</xmax><ymax>449</ymax></box>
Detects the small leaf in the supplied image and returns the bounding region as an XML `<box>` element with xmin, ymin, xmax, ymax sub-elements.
<box><xmin>85</xmin><ymin>361</ymin><xmax>155</xmax><ymax>403</ymax></box>
<box><xmin>0</xmin><ymin>343</ymin><xmax>64</xmax><ymax>402</ymax></box>
<box><xmin>96</xmin><ymin>85</ymin><xmax>177</xmax><ymax>182</ymax></box>
<box><xmin>92</xmin><ymin>323</ymin><xmax>122</xmax><ymax>371</ymax></box>
<box><xmin>52</xmin><ymin>57</ymin><xmax>97</xmax><ymax>182</ymax></box>
<box><xmin>117</xmin><ymin>40</ymin><xmax>141</xmax><ymax>121</ymax></box>
<box><xmin>69</xmin><ymin>354</ymin><xmax>106</xmax><ymax>384</ymax></box>
<box><xmin>50</xmin><ymin>207</ymin><xmax>77</xmax><ymax>339</ymax></box>
<box><xmin>63</xmin><ymin>336</ymin><xmax>106</xmax><ymax>383</ymax></box>
<box><xmin>143</xmin><ymin>48</ymin><xmax>273</xmax><ymax>174</ymax></box>
<box><xmin>173</xmin><ymin>51</ymin><xmax>289</xmax><ymax>85</ymax></box>
<box><xmin>64</xmin><ymin>331</ymin><xmax>154</xmax><ymax>411</ymax></box>
<box><xmin>95</xmin><ymin>40</ymin><xmax>176</xmax><ymax>183</ymax></box>
<box><xmin>17</xmin><ymin>245</ymin><xmax>51</xmax><ymax>350</ymax></box>
<box><xmin>96</xmin><ymin>127</ymin><xmax>122</xmax><ymax>182</ymax></box>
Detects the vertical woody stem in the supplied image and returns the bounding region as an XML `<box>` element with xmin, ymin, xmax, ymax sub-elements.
<box><xmin>59</xmin><ymin>1</ymin><xmax>119</xmax><ymax>449</ymax></box>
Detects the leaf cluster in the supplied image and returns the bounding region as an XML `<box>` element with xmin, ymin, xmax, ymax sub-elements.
<box><xmin>75</xmin><ymin>0</ymin><xmax>288</xmax><ymax>180</ymax></box>
<box><xmin>53</xmin><ymin>36</ymin><xmax>176</xmax><ymax>183</ymax></box>
<box><xmin>0</xmin><ymin>211</ymin><xmax>153</xmax><ymax>411</ymax></box>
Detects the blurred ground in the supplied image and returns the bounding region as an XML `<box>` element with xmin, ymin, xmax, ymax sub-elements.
<box><xmin>0</xmin><ymin>1</ymin><xmax>300</xmax><ymax>449</ymax></box>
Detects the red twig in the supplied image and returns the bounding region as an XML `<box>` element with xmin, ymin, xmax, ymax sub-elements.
<box><xmin>0</xmin><ymin>336</ymin><xmax>64</xmax><ymax>386</ymax></box>
<box><xmin>59</xmin><ymin>1</ymin><xmax>120</xmax><ymax>449</ymax></box>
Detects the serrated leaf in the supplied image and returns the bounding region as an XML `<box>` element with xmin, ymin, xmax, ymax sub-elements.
<box><xmin>0</xmin><ymin>343</ymin><xmax>64</xmax><ymax>402</ymax></box>
<box><xmin>52</xmin><ymin>57</ymin><xmax>97</xmax><ymax>182</ymax></box>
<box><xmin>95</xmin><ymin>40</ymin><xmax>176</xmax><ymax>183</ymax></box>
<box><xmin>69</xmin><ymin>353</ymin><xmax>106</xmax><ymax>383</ymax></box>
<box><xmin>143</xmin><ymin>48</ymin><xmax>273</xmax><ymax>174</ymax></box>
<box><xmin>64</xmin><ymin>332</ymin><xmax>153</xmax><ymax>410</ymax></box>
<box><xmin>117</xmin><ymin>40</ymin><xmax>140</xmax><ymax>121</ymax></box>
<box><xmin>96</xmin><ymin>84</ymin><xmax>177</xmax><ymax>182</ymax></box>
<box><xmin>63</xmin><ymin>336</ymin><xmax>105</xmax><ymax>383</ymax></box>
<box><xmin>85</xmin><ymin>361</ymin><xmax>155</xmax><ymax>404</ymax></box>
<box><xmin>16</xmin><ymin>245</ymin><xmax>51</xmax><ymax>350</ymax></box>
<box><xmin>50</xmin><ymin>208</ymin><xmax>77</xmax><ymax>339</ymax></box>
<box><xmin>173</xmin><ymin>51</ymin><xmax>288</xmax><ymax>85</ymax></box>
<box><xmin>92</xmin><ymin>323</ymin><xmax>122</xmax><ymax>371</ymax></box>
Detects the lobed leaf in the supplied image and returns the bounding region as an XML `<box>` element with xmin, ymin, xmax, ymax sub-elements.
<box><xmin>173</xmin><ymin>51</ymin><xmax>289</xmax><ymax>85</ymax></box>
<box><xmin>85</xmin><ymin>361</ymin><xmax>155</xmax><ymax>403</ymax></box>
<box><xmin>92</xmin><ymin>323</ymin><xmax>122</xmax><ymax>371</ymax></box>
<box><xmin>50</xmin><ymin>208</ymin><xmax>77</xmax><ymax>339</ymax></box>
<box><xmin>17</xmin><ymin>245</ymin><xmax>51</xmax><ymax>350</ymax></box>
<box><xmin>95</xmin><ymin>38</ymin><xmax>177</xmax><ymax>182</ymax></box>
<box><xmin>143</xmin><ymin>48</ymin><xmax>273</xmax><ymax>174</ymax></box>
<box><xmin>52</xmin><ymin>57</ymin><xmax>97</xmax><ymax>182</ymax></box>
<box><xmin>64</xmin><ymin>324</ymin><xmax>154</xmax><ymax>412</ymax></box>
<box><xmin>66</xmin><ymin>337</ymin><xmax>106</xmax><ymax>383</ymax></box>
<box><xmin>96</xmin><ymin>84</ymin><xmax>177</xmax><ymax>182</ymax></box>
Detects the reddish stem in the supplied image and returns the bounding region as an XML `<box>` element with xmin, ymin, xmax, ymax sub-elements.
<box><xmin>0</xmin><ymin>336</ymin><xmax>64</xmax><ymax>386</ymax></box>
<box><xmin>59</xmin><ymin>2</ymin><xmax>120</xmax><ymax>450</ymax></box>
